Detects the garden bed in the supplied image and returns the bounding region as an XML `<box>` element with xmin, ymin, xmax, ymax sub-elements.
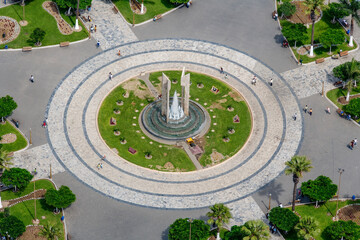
<box><xmin>0</xmin><ymin>120</ymin><xmax>27</xmax><ymax>152</ymax></box>
<box><xmin>326</xmin><ymin>86</ymin><xmax>360</xmax><ymax>109</ymax></box>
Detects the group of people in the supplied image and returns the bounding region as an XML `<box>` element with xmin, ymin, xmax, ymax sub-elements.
<box><xmin>90</xmin><ymin>24</ymin><xmax>97</xmax><ymax>33</ymax></box>
<box><xmin>303</xmin><ymin>105</ymin><xmax>313</xmax><ymax>116</ymax></box>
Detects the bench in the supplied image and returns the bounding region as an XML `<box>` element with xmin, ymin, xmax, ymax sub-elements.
<box><xmin>112</xmin><ymin>6</ymin><xmax>119</xmax><ymax>14</ymax></box>
<box><xmin>316</xmin><ymin>58</ymin><xmax>325</xmax><ymax>64</ymax></box>
<box><xmin>59</xmin><ymin>41</ymin><xmax>70</xmax><ymax>47</ymax></box>
<box><xmin>81</xmin><ymin>16</ymin><xmax>87</xmax><ymax>22</ymax></box>
<box><xmin>22</xmin><ymin>46</ymin><xmax>32</xmax><ymax>52</ymax></box>
<box><xmin>295</xmin><ymin>199</ymin><xmax>301</xmax><ymax>203</ymax></box>
<box><xmin>340</xmin><ymin>50</ymin><xmax>349</xmax><ymax>57</ymax></box>
<box><xmin>333</xmin><ymin>81</ymin><xmax>343</xmax><ymax>87</ymax></box>
<box><xmin>153</xmin><ymin>14</ymin><xmax>162</xmax><ymax>21</ymax></box>
<box><xmin>128</xmin><ymin>147</ymin><xmax>137</xmax><ymax>154</ymax></box>
<box><xmin>110</xmin><ymin>117</ymin><xmax>116</xmax><ymax>126</ymax></box>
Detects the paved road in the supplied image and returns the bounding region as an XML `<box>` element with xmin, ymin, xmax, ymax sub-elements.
<box><xmin>253</xmin><ymin>94</ymin><xmax>360</xmax><ymax>212</ymax></box>
<box><xmin>0</xmin><ymin>40</ymin><xmax>100</xmax><ymax>147</ymax></box>
<box><xmin>133</xmin><ymin>0</ymin><xmax>298</xmax><ymax>73</ymax></box>
<box><xmin>53</xmin><ymin>171</ymin><xmax>208</xmax><ymax>240</ymax></box>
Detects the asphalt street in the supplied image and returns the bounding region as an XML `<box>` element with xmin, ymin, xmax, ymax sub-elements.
<box><xmin>0</xmin><ymin>40</ymin><xmax>101</xmax><ymax>147</ymax></box>
<box><xmin>133</xmin><ymin>0</ymin><xmax>298</xmax><ymax>73</ymax></box>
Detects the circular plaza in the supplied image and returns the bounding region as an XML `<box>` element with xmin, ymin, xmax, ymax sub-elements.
<box><xmin>46</xmin><ymin>39</ymin><xmax>303</xmax><ymax>209</ymax></box>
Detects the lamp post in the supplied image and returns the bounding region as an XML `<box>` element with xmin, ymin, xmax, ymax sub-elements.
<box><xmin>335</xmin><ymin>169</ymin><xmax>345</xmax><ymax>219</ymax></box>
<box><xmin>268</xmin><ymin>193</ymin><xmax>272</xmax><ymax>212</ymax></box>
<box><xmin>75</xmin><ymin>0</ymin><xmax>80</xmax><ymax>30</ymax></box>
<box><xmin>187</xmin><ymin>218</ymin><xmax>193</xmax><ymax>240</ymax></box>
<box><xmin>5</xmin><ymin>231</ymin><xmax>8</xmax><ymax>240</ymax></box>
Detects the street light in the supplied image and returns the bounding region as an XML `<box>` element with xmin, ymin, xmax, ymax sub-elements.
<box><xmin>335</xmin><ymin>169</ymin><xmax>345</xmax><ymax>219</ymax></box>
<box><xmin>268</xmin><ymin>193</ymin><xmax>272</xmax><ymax>212</ymax></box>
<box><xmin>187</xmin><ymin>218</ymin><xmax>193</xmax><ymax>240</ymax></box>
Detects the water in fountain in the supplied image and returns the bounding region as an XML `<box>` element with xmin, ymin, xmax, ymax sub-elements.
<box><xmin>168</xmin><ymin>91</ymin><xmax>184</xmax><ymax>120</ymax></box>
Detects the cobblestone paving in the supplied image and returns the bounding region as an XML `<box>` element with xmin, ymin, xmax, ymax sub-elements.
<box><xmin>82</xmin><ymin>0</ymin><xmax>137</xmax><ymax>49</ymax></box>
<box><xmin>45</xmin><ymin>39</ymin><xmax>303</xmax><ymax>209</ymax></box>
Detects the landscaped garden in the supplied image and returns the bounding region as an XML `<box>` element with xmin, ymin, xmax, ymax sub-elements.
<box><xmin>0</xmin><ymin>121</ymin><xmax>27</xmax><ymax>152</ymax></box>
<box><xmin>98</xmin><ymin>71</ymin><xmax>252</xmax><ymax>172</ymax></box>
<box><xmin>0</xmin><ymin>0</ymin><xmax>88</xmax><ymax>49</ymax></box>
<box><xmin>112</xmin><ymin>0</ymin><xmax>179</xmax><ymax>24</ymax></box>
<box><xmin>278</xmin><ymin>0</ymin><xmax>357</xmax><ymax>63</ymax></box>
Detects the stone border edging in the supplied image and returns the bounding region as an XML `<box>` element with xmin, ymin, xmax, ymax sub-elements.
<box><xmin>0</xmin><ymin>16</ymin><xmax>20</xmax><ymax>44</ymax></box>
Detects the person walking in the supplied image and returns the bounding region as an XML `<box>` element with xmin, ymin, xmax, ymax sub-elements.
<box><xmin>94</xmin><ymin>25</ymin><xmax>97</xmax><ymax>32</ymax></box>
<box><xmin>304</xmin><ymin>105</ymin><xmax>308</xmax><ymax>113</ymax></box>
<box><xmin>109</xmin><ymin>72</ymin><xmax>113</xmax><ymax>80</ymax></box>
<box><xmin>220</xmin><ymin>67</ymin><xmax>224</xmax><ymax>74</ymax></box>
<box><xmin>270</xmin><ymin>78</ymin><xmax>273</xmax><ymax>86</ymax></box>
<box><xmin>354</xmin><ymin>138</ymin><xmax>358</xmax><ymax>146</ymax></box>
<box><xmin>96</xmin><ymin>40</ymin><xmax>100</xmax><ymax>48</ymax></box>
<box><xmin>30</xmin><ymin>75</ymin><xmax>34</xmax><ymax>83</ymax></box>
<box><xmin>309</xmin><ymin>108</ymin><xmax>313</xmax><ymax>116</ymax></box>
<box><xmin>327</xmin><ymin>107</ymin><xmax>331</xmax><ymax>114</ymax></box>
<box><xmin>293</xmin><ymin>113</ymin><xmax>297</xmax><ymax>121</ymax></box>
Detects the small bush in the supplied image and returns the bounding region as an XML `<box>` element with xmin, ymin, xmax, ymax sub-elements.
<box><xmin>268</xmin><ymin>207</ymin><xmax>299</xmax><ymax>232</ymax></box>
<box><xmin>324</xmin><ymin>220</ymin><xmax>360</xmax><ymax>240</ymax></box>
<box><xmin>278</xmin><ymin>2</ymin><xmax>296</xmax><ymax>17</ymax></box>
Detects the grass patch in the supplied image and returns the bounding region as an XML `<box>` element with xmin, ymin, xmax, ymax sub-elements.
<box><xmin>284</xmin><ymin>200</ymin><xmax>360</xmax><ymax>240</ymax></box>
<box><xmin>112</xmin><ymin>0</ymin><xmax>177</xmax><ymax>24</ymax></box>
<box><xmin>10</xmin><ymin>199</ymin><xmax>65</xmax><ymax>240</ymax></box>
<box><xmin>0</xmin><ymin>121</ymin><xmax>27</xmax><ymax>152</ymax></box>
<box><xmin>326</xmin><ymin>86</ymin><xmax>360</xmax><ymax>109</ymax></box>
<box><xmin>98</xmin><ymin>71</ymin><xmax>251</xmax><ymax>171</ymax></box>
<box><xmin>0</xmin><ymin>0</ymin><xmax>88</xmax><ymax>49</ymax></box>
<box><xmin>1</xmin><ymin>179</ymin><xmax>55</xmax><ymax>201</ymax></box>
<box><xmin>279</xmin><ymin>6</ymin><xmax>357</xmax><ymax>63</ymax></box>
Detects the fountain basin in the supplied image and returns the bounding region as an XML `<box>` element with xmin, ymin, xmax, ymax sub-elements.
<box><xmin>140</xmin><ymin>98</ymin><xmax>210</xmax><ymax>144</ymax></box>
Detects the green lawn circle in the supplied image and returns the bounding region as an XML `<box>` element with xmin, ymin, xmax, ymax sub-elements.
<box><xmin>98</xmin><ymin>71</ymin><xmax>252</xmax><ymax>172</ymax></box>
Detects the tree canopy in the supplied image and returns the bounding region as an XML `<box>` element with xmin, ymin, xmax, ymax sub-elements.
<box><xmin>327</xmin><ymin>2</ymin><xmax>349</xmax><ymax>20</ymax></box>
<box><xmin>301</xmin><ymin>175</ymin><xmax>338</xmax><ymax>203</ymax></box>
<box><xmin>344</xmin><ymin>98</ymin><xmax>360</xmax><ymax>117</ymax></box>
<box><xmin>0</xmin><ymin>148</ymin><xmax>14</xmax><ymax>171</ymax></box>
<box><xmin>54</xmin><ymin>0</ymin><xmax>93</xmax><ymax>9</ymax></box>
<box><xmin>333</xmin><ymin>60</ymin><xmax>360</xmax><ymax>81</ymax></box>
<box><xmin>30</xmin><ymin>28</ymin><xmax>46</xmax><ymax>45</ymax></box>
<box><xmin>0</xmin><ymin>95</ymin><xmax>17</xmax><ymax>121</ymax></box>
<box><xmin>224</xmin><ymin>225</ymin><xmax>243</xmax><ymax>240</ymax></box>
<box><xmin>241</xmin><ymin>220</ymin><xmax>270</xmax><ymax>240</ymax></box>
<box><xmin>295</xmin><ymin>216</ymin><xmax>319</xmax><ymax>240</ymax></box>
<box><xmin>282</xmin><ymin>23</ymin><xmax>308</xmax><ymax>46</ymax></box>
<box><xmin>324</xmin><ymin>220</ymin><xmax>360</xmax><ymax>240</ymax></box>
<box><xmin>206</xmin><ymin>203</ymin><xmax>232</xmax><ymax>233</ymax></box>
<box><xmin>169</xmin><ymin>0</ymin><xmax>188</xmax><ymax>4</ymax></box>
<box><xmin>319</xmin><ymin>29</ymin><xmax>345</xmax><ymax>53</ymax></box>
<box><xmin>268</xmin><ymin>207</ymin><xmax>299</xmax><ymax>232</ymax></box>
<box><xmin>278</xmin><ymin>2</ymin><xmax>297</xmax><ymax>17</ymax></box>
<box><xmin>168</xmin><ymin>218</ymin><xmax>210</xmax><ymax>240</ymax></box>
<box><xmin>0</xmin><ymin>215</ymin><xmax>26</xmax><ymax>239</ymax></box>
<box><xmin>45</xmin><ymin>185</ymin><xmax>76</xmax><ymax>209</ymax></box>
<box><xmin>2</xmin><ymin>168</ymin><xmax>33</xmax><ymax>191</ymax></box>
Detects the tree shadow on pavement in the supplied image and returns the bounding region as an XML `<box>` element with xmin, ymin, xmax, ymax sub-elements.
<box><xmin>274</xmin><ymin>34</ymin><xmax>284</xmax><ymax>44</ymax></box>
<box><xmin>161</xmin><ymin>226</ymin><xmax>170</xmax><ymax>240</ymax></box>
<box><xmin>256</xmin><ymin>180</ymin><xmax>286</xmax><ymax>210</ymax></box>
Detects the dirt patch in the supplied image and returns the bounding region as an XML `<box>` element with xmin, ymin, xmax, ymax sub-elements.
<box><xmin>210</xmin><ymin>150</ymin><xmax>224</xmax><ymax>164</ymax></box>
<box><xmin>43</xmin><ymin>1</ymin><xmax>73</xmax><ymax>35</ymax></box>
<box><xmin>121</xmin><ymin>79</ymin><xmax>153</xmax><ymax>100</ymax></box>
<box><xmin>208</xmin><ymin>99</ymin><xmax>226</xmax><ymax>110</ymax></box>
<box><xmin>228</xmin><ymin>91</ymin><xmax>243</xmax><ymax>102</ymax></box>
<box><xmin>18</xmin><ymin>226</ymin><xmax>47</xmax><ymax>240</ymax></box>
<box><xmin>0</xmin><ymin>133</ymin><xmax>17</xmax><ymax>144</ymax></box>
<box><xmin>164</xmin><ymin>162</ymin><xmax>175</xmax><ymax>170</ymax></box>
<box><xmin>0</xmin><ymin>17</ymin><xmax>20</xmax><ymax>44</ymax></box>
<box><xmin>7</xmin><ymin>189</ymin><xmax>47</xmax><ymax>207</ymax></box>
<box><xmin>286</xmin><ymin>1</ymin><xmax>321</xmax><ymax>25</ymax></box>
<box><xmin>338</xmin><ymin>204</ymin><xmax>360</xmax><ymax>225</ymax></box>
<box><xmin>338</xmin><ymin>93</ymin><xmax>360</xmax><ymax>105</ymax></box>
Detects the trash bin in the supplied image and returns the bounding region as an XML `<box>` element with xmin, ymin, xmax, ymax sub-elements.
<box><xmin>4</xmin><ymin>45</ymin><xmax>8</xmax><ymax>49</ymax></box>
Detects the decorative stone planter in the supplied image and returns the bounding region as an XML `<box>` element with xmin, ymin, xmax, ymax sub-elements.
<box><xmin>116</xmin><ymin>100</ymin><xmax>124</xmax><ymax>106</ymax></box>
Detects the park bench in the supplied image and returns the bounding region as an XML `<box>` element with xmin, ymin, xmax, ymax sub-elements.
<box><xmin>340</xmin><ymin>50</ymin><xmax>349</xmax><ymax>57</ymax></box>
<box><xmin>110</xmin><ymin>117</ymin><xmax>116</xmax><ymax>125</ymax></box>
<box><xmin>295</xmin><ymin>199</ymin><xmax>301</xmax><ymax>203</ymax></box>
<box><xmin>333</xmin><ymin>81</ymin><xmax>343</xmax><ymax>87</ymax></box>
<box><xmin>22</xmin><ymin>46</ymin><xmax>32</xmax><ymax>52</ymax></box>
<box><xmin>81</xmin><ymin>16</ymin><xmax>87</xmax><ymax>22</ymax></box>
<box><xmin>112</xmin><ymin>6</ymin><xmax>119</xmax><ymax>14</ymax></box>
<box><xmin>59</xmin><ymin>41</ymin><xmax>70</xmax><ymax>47</ymax></box>
<box><xmin>315</xmin><ymin>58</ymin><xmax>325</xmax><ymax>64</ymax></box>
<box><xmin>128</xmin><ymin>147</ymin><xmax>137</xmax><ymax>154</ymax></box>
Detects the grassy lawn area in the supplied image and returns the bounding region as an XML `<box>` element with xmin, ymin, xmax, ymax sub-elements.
<box><xmin>10</xmin><ymin>199</ymin><xmax>65</xmax><ymax>240</ymax></box>
<box><xmin>0</xmin><ymin>121</ymin><xmax>27</xmax><ymax>152</ymax></box>
<box><xmin>112</xmin><ymin>0</ymin><xmax>177</xmax><ymax>24</ymax></box>
<box><xmin>1</xmin><ymin>179</ymin><xmax>55</xmax><ymax>201</ymax></box>
<box><xmin>0</xmin><ymin>0</ymin><xmax>88</xmax><ymax>49</ymax></box>
<box><xmin>98</xmin><ymin>71</ymin><xmax>251</xmax><ymax>171</ymax></box>
<box><xmin>280</xmin><ymin>6</ymin><xmax>357</xmax><ymax>63</ymax></box>
<box><xmin>284</xmin><ymin>200</ymin><xmax>360</xmax><ymax>240</ymax></box>
<box><xmin>326</xmin><ymin>86</ymin><xmax>360</xmax><ymax>109</ymax></box>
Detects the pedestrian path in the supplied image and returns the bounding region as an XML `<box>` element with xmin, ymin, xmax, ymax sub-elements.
<box><xmin>45</xmin><ymin>39</ymin><xmax>303</xmax><ymax>209</ymax></box>
<box><xmin>82</xmin><ymin>0</ymin><xmax>137</xmax><ymax>50</ymax></box>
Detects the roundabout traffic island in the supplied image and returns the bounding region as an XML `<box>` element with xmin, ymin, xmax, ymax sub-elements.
<box><xmin>98</xmin><ymin>70</ymin><xmax>252</xmax><ymax>172</ymax></box>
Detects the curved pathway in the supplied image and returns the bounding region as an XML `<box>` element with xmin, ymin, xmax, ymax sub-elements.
<box><xmin>46</xmin><ymin>38</ymin><xmax>303</xmax><ymax>209</ymax></box>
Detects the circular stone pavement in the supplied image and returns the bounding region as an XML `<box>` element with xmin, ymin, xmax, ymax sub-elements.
<box><xmin>46</xmin><ymin>39</ymin><xmax>303</xmax><ymax>209</ymax></box>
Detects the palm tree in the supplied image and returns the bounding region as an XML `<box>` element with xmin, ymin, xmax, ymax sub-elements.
<box><xmin>343</xmin><ymin>58</ymin><xmax>360</xmax><ymax>101</ymax></box>
<box><xmin>207</xmin><ymin>203</ymin><xmax>232</xmax><ymax>240</ymax></box>
<box><xmin>285</xmin><ymin>156</ymin><xmax>313</xmax><ymax>211</ymax></box>
<box><xmin>304</xmin><ymin>0</ymin><xmax>326</xmax><ymax>56</ymax></box>
<box><xmin>39</xmin><ymin>224</ymin><xmax>61</xmax><ymax>240</ymax></box>
<box><xmin>241</xmin><ymin>220</ymin><xmax>270</xmax><ymax>240</ymax></box>
<box><xmin>339</xmin><ymin>0</ymin><xmax>360</xmax><ymax>47</ymax></box>
<box><xmin>295</xmin><ymin>216</ymin><xmax>319</xmax><ymax>240</ymax></box>
<box><xmin>0</xmin><ymin>148</ymin><xmax>13</xmax><ymax>172</ymax></box>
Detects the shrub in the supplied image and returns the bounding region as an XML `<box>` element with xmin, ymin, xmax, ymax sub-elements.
<box><xmin>45</xmin><ymin>185</ymin><xmax>76</xmax><ymax>211</ymax></box>
<box><xmin>224</xmin><ymin>225</ymin><xmax>243</xmax><ymax>240</ymax></box>
<box><xmin>268</xmin><ymin>207</ymin><xmax>299</xmax><ymax>232</ymax></box>
<box><xmin>333</xmin><ymin>61</ymin><xmax>360</xmax><ymax>81</ymax></box>
<box><xmin>324</xmin><ymin>220</ymin><xmax>360</xmax><ymax>240</ymax></box>
<box><xmin>278</xmin><ymin>2</ymin><xmax>296</xmax><ymax>17</ymax></box>
<box><xmin>0</xmin><ymin>215</ymin><xmax>26</xmax><ymax>238</ymax></box>
<box><xmin>344</xmin><ymin>98</ymin><xmax>360</xmax><ymax>117</ymax></box>
<box><xmin>0</xmin><ymin>95</ymin><xmax>17</xmax><ymax>122</ymax></box>
<box><xmin>2</xmin><ymin>168</ymin><xmax>33</xmax><ymax>191</ymax></box>
<box><xmin>168</xmin><ymin>218</ymin><xmax>210</xmax><ymax>240</ymax></box>
<box><xmin>29</xmin><ymin>28</ymin><xmax>46</xmax><ymax>46</ymax></box>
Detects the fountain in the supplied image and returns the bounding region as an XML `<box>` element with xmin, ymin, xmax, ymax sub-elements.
<box><xmin>140</xmin><ymin>69</ymin><xmax>210</xmax><ymax>144</ymax></box>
